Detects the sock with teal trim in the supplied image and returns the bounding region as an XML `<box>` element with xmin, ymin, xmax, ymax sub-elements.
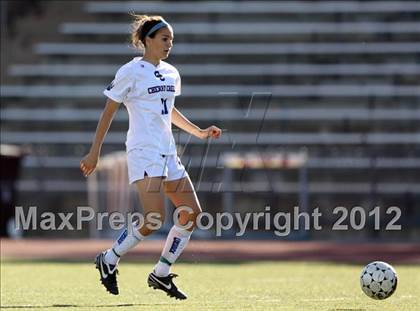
<box><xmin>104</xmin><ymin>221</ymin><xmax>144</xmax><ymax>265</ymax></box>
<box><xmin>154</xmin><ymin>225</ymin><xmax>192</xmax><ymax>277</ymax></box>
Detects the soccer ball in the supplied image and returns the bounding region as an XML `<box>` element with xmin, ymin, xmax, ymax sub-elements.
<box><xmin>360</xmin><ymin>261</ymin><xmax>397</xmax><ymax>300</ymax></box>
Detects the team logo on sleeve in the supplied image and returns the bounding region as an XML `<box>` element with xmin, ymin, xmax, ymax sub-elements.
<box><xmin>106</xmin><ymin>80</ymin><xmax>115</xmax><ymax>91</ymax></box>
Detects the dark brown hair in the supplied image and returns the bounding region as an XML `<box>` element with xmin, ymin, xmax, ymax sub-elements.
<box><xmin>130</xmin><ymin>14</ymin><xmax>165</xmax><ymax>50</ymax></box>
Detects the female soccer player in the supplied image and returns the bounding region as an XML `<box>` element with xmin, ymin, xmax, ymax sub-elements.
<box><xmin>80</xmin><ymin>15</ymin><xmax>222</xmax><ymax>300</ymax></box>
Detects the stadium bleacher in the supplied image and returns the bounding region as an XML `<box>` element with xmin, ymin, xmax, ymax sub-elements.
<box><xmin>1</xmin><ymin>1</ymin><xmax>419</xmax><ymax>235</ymax></box>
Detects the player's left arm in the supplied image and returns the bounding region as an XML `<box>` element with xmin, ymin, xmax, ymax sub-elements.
<box><xmin>171</xmin><ymin>107</ymin><xmax>222</xmax><ymax>140</ymax></box>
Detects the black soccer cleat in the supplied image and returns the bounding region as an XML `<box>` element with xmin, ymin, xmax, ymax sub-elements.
<box><xmin>95</xmin><ymin>251</ymin><xmax>119</xmax><ymax>295</ymax></box>
<box><xmin>147</xmin><ymin>271</ymin><xmax>187</xmax><ymax>300</ymax></box>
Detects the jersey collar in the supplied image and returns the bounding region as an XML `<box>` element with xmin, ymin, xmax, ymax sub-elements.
<box><xmin>139</xmin><ymin>58</ymin><xmax>161</xmax><ymax>70</ymax></box>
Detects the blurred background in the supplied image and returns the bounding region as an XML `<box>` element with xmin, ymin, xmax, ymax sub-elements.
<box><xmin>1</xmin><ymin>0</ymin><xmax>419</xmax><ymax>243</ymax></box>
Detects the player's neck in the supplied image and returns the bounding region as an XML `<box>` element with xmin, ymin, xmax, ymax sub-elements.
<box><xmin>141</xmin><ymin>53</ymin><xmax>161</xmax><ymax>67</ymax></box>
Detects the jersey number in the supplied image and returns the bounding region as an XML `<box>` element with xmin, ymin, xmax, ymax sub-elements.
<box><xmin>161</xmin><ymin>98</ymin><xmax>169</xmax><ymax>115</ymax></box>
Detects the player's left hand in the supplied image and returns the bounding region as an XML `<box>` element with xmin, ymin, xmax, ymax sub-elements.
<box><xmin>200</xmin><ymin>126</ymin><xmax>222</xmax><ymax>139</ymax></box>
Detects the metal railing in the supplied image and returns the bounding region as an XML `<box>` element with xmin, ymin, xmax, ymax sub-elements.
<box><xmin>9</xmin><ymin>63</ymin><xmax>420</xmax><ymax>77</ymax></box>
<box><xmin>84</xmin><ymin>1</ymin><xmax>420</xmax><ymax>14</ymax></box>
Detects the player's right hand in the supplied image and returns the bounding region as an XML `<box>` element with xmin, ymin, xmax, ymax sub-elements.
<box><xmin>80</xmin><ymin>153</ymin><xmax>98</xmax><ymax>177</ymax></box>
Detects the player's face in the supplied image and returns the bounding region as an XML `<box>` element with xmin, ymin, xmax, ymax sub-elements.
<box><xmin>147</xmin><ymin>27</ymin><xmax>174</xmax><ymax>60</ymax></box>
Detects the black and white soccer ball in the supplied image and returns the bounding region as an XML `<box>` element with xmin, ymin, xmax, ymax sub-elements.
<box><xmin>360</xmin><ymin>261</ymin><xmax>397</xmax><ymax>300</ymax></box>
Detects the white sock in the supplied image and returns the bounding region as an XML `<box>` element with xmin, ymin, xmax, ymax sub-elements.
<box><xmin>104</xmin><ymin>222</ymin><xmax>144</xmax><ymax>265</ymax></box>
<box><xmin>154</xmin><ymin>225</ymin><xmax>192</xmax><ymax>277</ymax></box>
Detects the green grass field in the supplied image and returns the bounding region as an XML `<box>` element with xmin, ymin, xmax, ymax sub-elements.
<box><xmin>1</xmin><ymin>261</ymin><xmax>419</xmax><ymax>310</ymax></box>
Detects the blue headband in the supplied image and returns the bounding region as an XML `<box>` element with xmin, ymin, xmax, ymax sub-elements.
<box><xmin>145</xmin><ymin>20</ymin><xmax>172</xmax><ymax>38</ymax></box>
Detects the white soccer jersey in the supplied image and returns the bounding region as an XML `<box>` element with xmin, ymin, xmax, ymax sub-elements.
<box><xmin>103</xmin><ymin>57</ymin><xmax>181</xmax><ymax>155</ymax></box>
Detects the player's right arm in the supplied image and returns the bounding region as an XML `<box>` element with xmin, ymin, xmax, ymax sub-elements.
<box><xmin>80</xmin><ymin>98</ymin><xmax>120</xmax><ymax>177</ymax></box>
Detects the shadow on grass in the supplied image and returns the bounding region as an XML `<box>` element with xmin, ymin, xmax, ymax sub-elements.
<box><xmin>0</xmin><ymin>303</ymin><xmax>173</xmax><ymax>309</ymax></box>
